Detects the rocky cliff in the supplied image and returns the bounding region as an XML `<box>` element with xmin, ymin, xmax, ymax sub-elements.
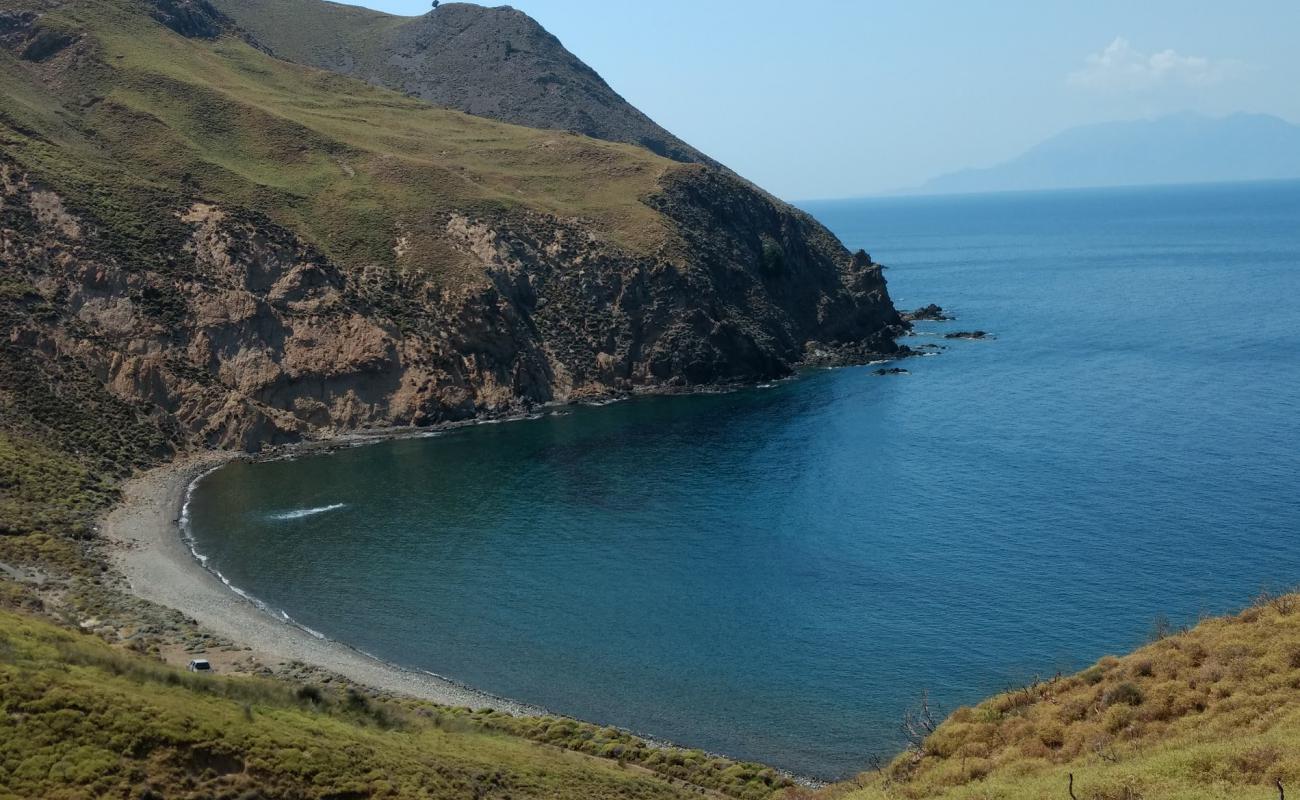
<box><xmin>0</xmin><ymin>0</ymin><xmax>904</xmax><ymax>464</ymax></box>
<box><xmin>1</xmin><ymin>158</ymin><xmax>900</xmax><ymax>454</ymax></box>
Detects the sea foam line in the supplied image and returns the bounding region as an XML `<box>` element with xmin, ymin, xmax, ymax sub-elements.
<box><xmin>267</xmin><ymin>503</ymin><xmax>347</xmax><ymax>521</ymax></box>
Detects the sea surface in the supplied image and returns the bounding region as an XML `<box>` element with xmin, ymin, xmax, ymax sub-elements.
<box><xmin>186</xmin><ymin>180</ymin><xmax>1300</xmax><ymax>779</ymax></box>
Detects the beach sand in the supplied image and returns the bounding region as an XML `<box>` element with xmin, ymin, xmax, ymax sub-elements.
<box><xmin>104</xmin><ymin>451</ymin><xmax>543</xmax><ymax>714</ymax></box>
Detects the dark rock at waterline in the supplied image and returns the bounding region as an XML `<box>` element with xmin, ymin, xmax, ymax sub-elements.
<box><xmin>944</xmin><ymin>331</ymin><xmax>991</xmax><ymax>340</ymax></box>
<box><xmin>903</xmin><ymin>303</ymin><xmax>953</xmax><ymax>322</ymax></box>
<box><xmin>873</xmin><ymin>367</ymin><xmax>910</xmax><ymax>376</ymax></box>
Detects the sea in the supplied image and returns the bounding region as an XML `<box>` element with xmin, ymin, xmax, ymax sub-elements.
<box><xmin>185</xmin><ymin>180</ymin><xmax>1300</xmax><ymax>779</ymax></box>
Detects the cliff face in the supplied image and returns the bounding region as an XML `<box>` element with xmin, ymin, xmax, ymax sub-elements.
<box><xmin>210</xmin><ymin>0</ymin><xmax>718</xmax><ymax>166</ymax></box>
<box><xmin>1</xmin><ymin>158</ymin><xmax>899</xmax><ymax>453</ymax></box>
<box><xmin>0</xmin><ymin>0</ymin><xmax>903</xmax><ymax>461</ymax></box>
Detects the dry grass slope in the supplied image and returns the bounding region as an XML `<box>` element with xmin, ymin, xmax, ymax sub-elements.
<box><xmin>819</xmin><ymin>593</ymin><xmax>1300</xmax><ymax>800</ymax></box>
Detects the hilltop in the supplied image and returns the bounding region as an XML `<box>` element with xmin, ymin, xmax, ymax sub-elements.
<box><xmin>210</xmin><ymin>0</ymin><xmax>718</xmax><ymax>166</ymax></box>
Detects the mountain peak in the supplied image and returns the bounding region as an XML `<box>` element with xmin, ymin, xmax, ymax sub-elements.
<box><xmin>212</xmin><ymin>0</ymin><xmax>717</xmax><ymax>166</ymax></box>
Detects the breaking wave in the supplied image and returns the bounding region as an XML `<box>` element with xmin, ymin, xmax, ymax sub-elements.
<box><xmin>267</xmin><ymin>503</ymin><xmax>347</xmax><ymax>521</ymax></box>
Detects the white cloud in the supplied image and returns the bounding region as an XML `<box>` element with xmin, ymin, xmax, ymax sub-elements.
<box><xmin>1069</xmin><ymin>37</ymin><xmax>1242</xmax><ymax>92</ymax></box>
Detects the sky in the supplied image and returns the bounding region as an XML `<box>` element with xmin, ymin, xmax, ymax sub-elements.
<box><xmin>345</xmin><ymin>1</ymin><xmax>1297</xmax><ymax>200</ymax></box>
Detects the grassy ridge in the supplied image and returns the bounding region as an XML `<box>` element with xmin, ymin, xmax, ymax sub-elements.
<box><xmin>1</xmin><ymin>0</ymin><xmax>680</xmax><ymax>286</ymax></box>
<box><xmin>824</xmin><ymin>594</ymin><xmax>1300</xmax><ymax>800</ymax></box>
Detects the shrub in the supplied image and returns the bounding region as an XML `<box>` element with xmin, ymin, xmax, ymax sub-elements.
<box><xmin>759</xmin><ymin>238</ymin><xmax>784</xmax><ymax>275</ymax></box>
<box><xmin>1103</xmin><ymin>683</ymin><xmax>1144</xmax><ymax>708</ymax></box>
<box><xmin>1081</xmin><ymin>665</ymin><xmax>1107</xmax><ymax>685</ymax></box>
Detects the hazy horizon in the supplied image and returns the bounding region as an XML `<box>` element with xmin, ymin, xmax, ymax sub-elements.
<box><xmin>333</xmin><ymin>1</ymin><xmax>1299</xmax><ymax>200</ymax></box>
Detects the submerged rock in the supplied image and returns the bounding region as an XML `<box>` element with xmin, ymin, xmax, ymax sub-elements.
<box><xmin>873</xmin><ymin>367</ymin><xmax>910</xmax><ymax>376</ymax></box>
<box><xmin>944</xmin><ymin>331</ymin><xmax>991</xmax><ymax>340</ymax></box>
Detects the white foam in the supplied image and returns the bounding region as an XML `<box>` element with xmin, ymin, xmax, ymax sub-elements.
<box><xmin>267</xmin><ymin>503</ymin><xmax>347</xmax><ymax>521</ymax></box>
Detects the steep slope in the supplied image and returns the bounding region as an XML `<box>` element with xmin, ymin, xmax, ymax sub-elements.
<box><xmin>919</xmin><ymin>112</ymin><xmax>1300</xmax><ymax>195</ymax></box>
<box><xmin>0</xmin><ymin>0</ymin><xmax>902</xmax><ymax>463</ymax></box>
<box><xmin>827</xmin><ymin>594</ymin><xmax>1300</xmax><ymax>800</ymax></box>
<box><xmin>209</xmin><ymin>0</ymin><xmax>718</xmax><ymax>166</ymax></box>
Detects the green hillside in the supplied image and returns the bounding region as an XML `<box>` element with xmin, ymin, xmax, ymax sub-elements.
<box><xmin>1</xmin><ymin>0</ymin><xmax>678</xmax><ymax>284</ymax></box>
<box><xmin>0</xmin><ymin>607</ymin><xmax>784</xmax><ymax>799</ymax></box>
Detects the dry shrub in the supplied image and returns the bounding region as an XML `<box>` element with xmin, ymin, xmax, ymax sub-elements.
<box><xmin>1090</xmin><ymin>773</ymin><xmax>1147</xmax><ymax>800</ymax></box>
<box><xmin>1284</xmin><ymin>644</ymin><xmax>1300</xmax><ymax>669</ymax></box>
<box><xmin>1103</xmin><ymin>704</ymin><xmax>1138</xmax><ymax>735</ymax></box>
<box><xmin>1103</xmin><ymin>683</ymin><xmax>1144</xmax><ymax>708</ymax></box>
<box><xmin>1038</xmin><ymin>721</ymin><xmax>1066</xmax><ymax>750</ymax></box>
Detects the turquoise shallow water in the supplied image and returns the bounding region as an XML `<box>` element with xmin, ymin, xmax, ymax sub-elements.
<box><xmin>187</xmin><ymin>180</ymin><xmax>1300</xmax><ymax>779</ymax></box>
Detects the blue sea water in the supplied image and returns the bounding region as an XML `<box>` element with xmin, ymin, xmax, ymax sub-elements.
<box><xmin>186</xmin><ymin>181</ymin><xmax>1300</xmax><ymax>780</ymax></box>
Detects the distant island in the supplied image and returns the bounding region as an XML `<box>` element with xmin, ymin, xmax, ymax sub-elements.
<box><xmin>916</xmin><ymin>112</ymin><xmax>1300</xmax><ymax>195</ymax></box>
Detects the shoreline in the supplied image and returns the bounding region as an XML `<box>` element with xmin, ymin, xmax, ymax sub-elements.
<box><xmin>104</xmin><ymin>444</ymin><xmax>549</xmax><ymax>715</ymax></box>
<box><xmin>97</xmin><ymin>365</ymin><xmax>915</xmax><ymax>783</ymax></box>
<box><xmin>103</xmin><ymin>413</ymin><xmax>825</xmax><ymax>785</ymax></box>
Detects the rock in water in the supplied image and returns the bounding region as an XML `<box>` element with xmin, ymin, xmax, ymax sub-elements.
<box><xmin>903</xmin><ymin>303</ymin><xmax>954</xmax><ymax>321</ymax></box>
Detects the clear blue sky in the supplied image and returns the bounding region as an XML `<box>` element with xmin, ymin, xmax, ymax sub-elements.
<box><xmin>348</xmin><ymin>1</ymin><xmax>1296</xmax><ymax>200</ymax></box>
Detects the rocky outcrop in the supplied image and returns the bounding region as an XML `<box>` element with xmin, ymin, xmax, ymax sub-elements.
<box><xmin>902</xmin><ymin>303</ymin><xmax>953</xmax><ymax>322</ymax></box>
<box><xmin>1</xmin><ymin>160</ymin><xmax>904</xmax><ymax>453</ymax></box>
<box><xmin>149</xmin><ymin>0</ymin><xmax>226</xmax><ymax>39</ymax></box>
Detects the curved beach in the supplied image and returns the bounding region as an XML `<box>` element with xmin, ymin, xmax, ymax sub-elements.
<box><xmin>104</xmin><ymin>452</ymin><xmax>544</xmax><ymax>715</ymax></box>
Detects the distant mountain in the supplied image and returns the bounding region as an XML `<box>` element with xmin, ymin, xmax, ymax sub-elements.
<box><xmin>918</xmin><ymin>113</ymin><xmax>1300</xmax><ymax>195</ymax></box>
<box><xmin>211</xmin><ymin>0</ymin><xmax>717</xmax><ymax>167</ymax></box>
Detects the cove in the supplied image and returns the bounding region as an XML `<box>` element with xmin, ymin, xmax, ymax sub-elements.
<box><xmin>186</xmin><ymin>180</ymin><xmax>1300</xmax><ymax>779</ymax></box>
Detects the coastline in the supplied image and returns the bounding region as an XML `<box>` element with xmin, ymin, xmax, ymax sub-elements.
<box><xmin>103</xmin><ymin>445</ymin><xmax>547</xmax><ymax>715</ymax></box>
<box><xmin>95</xmin><ymin>365</ymin><xmax>912</xmax><ymax>782</ymax></box>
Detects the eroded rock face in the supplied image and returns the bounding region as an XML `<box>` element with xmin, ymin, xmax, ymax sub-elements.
<box><xmin>149</xmin><ymin>0</ymin><xmax>226</xmax><ymax>39</ymax></box>
<box><xmin>1</xmin><ymin>162</ymin><xmax>904</xmax><ymax>453</ymax></box>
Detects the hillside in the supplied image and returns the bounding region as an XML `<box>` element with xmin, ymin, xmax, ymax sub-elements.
<box><xmin>209</xmin><ymin>0</ymin><xmax>718</xmax><ymax>166</ymax></box>
<box><xmin>0</xmin><ymin>0</ymin><xmax>902</xmax><ymax>474</ymax></box>
<box><xmin>919</xmin><ymin>113</ymin><xmax>1300</xmax><ymax>195</ymax></box>
<box><xmin>0</xmin><ymin>606</ymin><xmax>801</xmax><ymax>799</ymax></box>
<box><xmin>820</xmin><ymin>594</ymin><xmax>1300</xmax><ymax>800</ymax></box>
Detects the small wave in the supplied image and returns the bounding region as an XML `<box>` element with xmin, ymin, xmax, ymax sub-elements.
<box><xmin>267</xmin><ymin>503</ymin><xmax>347</xmax><ymax>521</ymax></box>
<box><xmin>586</xmin><ymin>397</ymin><xmax>628</xmax><ymax>407</ymax></box>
